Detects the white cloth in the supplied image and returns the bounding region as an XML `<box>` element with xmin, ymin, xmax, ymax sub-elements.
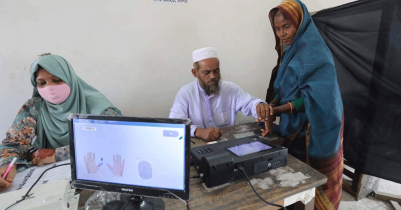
<box><xmin>192</xmin><ymin>47</ymin><xmax>218</xmax><ymax>63</ymax></box>
<box><xmin>169</xmin><ymin>80</ymin><xmax>266</xmax><ymax>136</ymax></box>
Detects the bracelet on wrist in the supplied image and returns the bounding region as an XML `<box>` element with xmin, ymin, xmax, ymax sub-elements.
<box><xmin>286</xmin><ymin>102</ymin><xmax>294</xmax><ymax>113</ymax></box>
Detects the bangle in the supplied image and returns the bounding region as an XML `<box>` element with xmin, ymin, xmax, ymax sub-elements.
<box><xmin>286</xmin><ymin>102</ymin><xmax>294</xmax><ymax>113</ymax></box>
<box><xmin>25</xmin><ymin>147</ymin><xmax>38</xmax><ymax>161</ymax></box>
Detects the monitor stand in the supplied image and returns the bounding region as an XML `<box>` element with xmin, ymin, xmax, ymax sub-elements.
<box><xmin>104</xmin><ymin>194</ymin><xmax>164</xmax><ymax>210</ymax></box>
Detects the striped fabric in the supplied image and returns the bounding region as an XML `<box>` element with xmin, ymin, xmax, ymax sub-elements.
<box><xmin>308</xmin><ymin>118</ymin><xmax>344</xmax><ymax>210</ymax></box>
<box><xmin>276</xmin><ymin>0</ymin><xmax>303</xmax><ymax>29</ymax></box>
<box><xmin>310</xmin><ymin>142</ymin><xmax>343</xmax><ymax>210</ymax></box>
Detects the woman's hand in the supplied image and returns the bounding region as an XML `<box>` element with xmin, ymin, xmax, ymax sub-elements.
<box><xmin>259</xmin><ymin>105</ymin><xmax>275</xmax><ymax>136</ymax></box>
<box><xmin>31</xmin><ymin>149</ymin><xmax>56</xmax><ymax>166</ymax></box>
<box><xmin>260</xmin><ymin>102</ymin><xmax>294</xmax><ymax>136</ymax></box>
<box><xmin>261</xmin><ymin>114</ymin><xmax>276</xmax><ymax>136</ymax></box>
<box><xmin>0</xmin><ymin>164</ymin><xmax>17</xmax><ymax>192</ymax></box>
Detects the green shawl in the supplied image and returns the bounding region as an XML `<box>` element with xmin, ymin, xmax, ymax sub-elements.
<box><xmin>30</xmin><ymin>54</ymin><xmax>120</xmax><ymax>148</ymax></box>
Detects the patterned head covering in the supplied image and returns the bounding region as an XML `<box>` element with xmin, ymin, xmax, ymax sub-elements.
<box><xmin>267</xmin><ymin>0</ymin><xmax>304</xmax><ymax>69</ymax></box>
<box><xmin>270</xmin><ymin>0</ymin><xmax>303</xmax><ymax>29</ymax></box>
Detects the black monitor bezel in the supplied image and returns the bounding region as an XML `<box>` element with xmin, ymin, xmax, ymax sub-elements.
<box><xmin>68</xmin><ymin>114</ymin><xmax>190</xmax><ymax>200</ymax></box>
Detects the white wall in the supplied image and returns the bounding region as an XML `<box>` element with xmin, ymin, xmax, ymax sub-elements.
<box><xmin>0</xmin><ymin>0</ymin><xmax>354</xmax><ymax>134</ymax></box>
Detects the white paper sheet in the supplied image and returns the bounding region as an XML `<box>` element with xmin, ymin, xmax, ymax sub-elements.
<box><xmin>2</xmin><ymin>159</ymin><xmax>71</xmax><ymax>193</ymax></box>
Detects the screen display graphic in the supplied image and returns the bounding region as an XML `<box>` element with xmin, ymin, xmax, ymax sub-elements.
<box><xmin>227</xmin><ymin>141</ymin><xmax>272</xmax><ymax>157</ymax></box>
<box><xmin>73</xmin><ymin>119</ymin><xmax>186</xmax><ymax>191</ymax></box>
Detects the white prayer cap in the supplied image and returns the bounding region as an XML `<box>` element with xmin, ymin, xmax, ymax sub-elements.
<box><xmin>192</xmin><ymin>47</ymin><xmax>218</xmax><ymax>63</ymax></box>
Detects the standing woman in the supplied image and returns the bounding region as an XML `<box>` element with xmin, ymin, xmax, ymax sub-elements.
<box><xmin>263</xmin><ymin>0</ymin><xmax>344</xmax><ymax>209</ymax></box>
<box><xmin>0</xmin><ymin>54</ymin><xmax>121</xmax><ymax>192</ymax></box>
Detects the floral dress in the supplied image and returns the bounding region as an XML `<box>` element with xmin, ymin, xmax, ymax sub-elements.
<box><xmin>0</xmin><ymin>97</ymin><xmax>121</xmax><ymax>167</ymax></box>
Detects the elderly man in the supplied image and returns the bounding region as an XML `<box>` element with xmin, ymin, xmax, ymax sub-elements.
<box><xmin>169</xmin><ymin>47</ymin><xmax>271</xmax><ymax>141</ymax></box>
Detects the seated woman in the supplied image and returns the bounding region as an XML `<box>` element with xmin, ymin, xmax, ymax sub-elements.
<box><xmin>0</xmin><ymin>54</ymin><xmax>121</xmax><ymax>192</ymax></box>
<box><xmin>263</xmin><ymin>0</ymin><xmax>344</xmax><ymax>209</ymax></box>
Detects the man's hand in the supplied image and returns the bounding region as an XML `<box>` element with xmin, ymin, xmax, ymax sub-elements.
<box><xmin>256</xmin><ymin>103</ymin><xmax>273</xmax><ymax>122</ymax></box>
<box><xmin>0</xmin><ymin>164</ymin><xmax>17</xmax><ymax>192</ymax></box>
<box><xmin>195</xmin><ymin>127</ymin><xmax>223</xmax><ymax>142</ymax></box>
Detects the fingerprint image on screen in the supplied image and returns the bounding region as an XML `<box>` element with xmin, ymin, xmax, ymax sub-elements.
<box><xmin>227</xmin><ymin>141</ymin><xmax>272</xmax><ymax>157</ymax></box>
<box><xmin>138</xmin><ymin>160</ymin><xmax>152</xmax><ymax>179</ymax></box>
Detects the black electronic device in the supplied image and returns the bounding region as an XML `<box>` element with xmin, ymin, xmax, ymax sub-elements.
<box><xmin>191</xmin><ymin>135</ymin><xmax>287</xmax><ymax>188</ymax></box>
<box><xmin>68</xmin><ymin>114</ymin><xmax>190</xmax><ymax>210</ymax></box>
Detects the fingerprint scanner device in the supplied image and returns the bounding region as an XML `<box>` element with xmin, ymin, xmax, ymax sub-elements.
<box><xmin>68</xmin><ymin>114</ymin><xmax>190</xmax><ymax>210</ymax></box>
<box><xmin>0</xmin><ymin>180</ymin><xmax>78</xmax><ymax>210</ymax></box>
<box><xmin>191</xmin><ymin>135</ymin><xmax>288</xmax><ymax>188</ymax></box>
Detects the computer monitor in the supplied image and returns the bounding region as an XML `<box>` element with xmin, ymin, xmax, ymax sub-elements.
<box><xmin>68</xmin><ymin>114</ymin><xmax>190</xmax><ymax>210</ymax></box>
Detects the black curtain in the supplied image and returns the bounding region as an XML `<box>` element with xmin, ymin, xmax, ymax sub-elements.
<box><xmin>313</xmin><ymin>0</ymin><xmax>401</xmax><ymax>184</ymax></box>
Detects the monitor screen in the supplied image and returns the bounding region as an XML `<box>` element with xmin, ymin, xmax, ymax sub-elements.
<box><xmin>227</xmin><ymin>141</ymin><xmax>272</xmax><ymax>157</ymax></box>
<box><xmin>70</xmin><ymin>116</ymin><xmax>189</xmax><ymax>196</ymax></box>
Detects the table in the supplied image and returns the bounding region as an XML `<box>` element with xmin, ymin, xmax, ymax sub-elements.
<box><xmin>78</xmin><ymin>123</ymin><xmax>327</xmax><ymax>210</ymax></box>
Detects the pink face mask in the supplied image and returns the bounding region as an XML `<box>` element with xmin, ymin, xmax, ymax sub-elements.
<box><xmin>37</xmin><ymin>83</ymin><xmax>71</xmax><ymax>104</ymax></box>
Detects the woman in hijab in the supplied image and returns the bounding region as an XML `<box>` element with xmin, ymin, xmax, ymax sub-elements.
<box><xmin>0</xmin><ymin>54</ymin><xmax>121</xmax><ymax>192</ymax></box>
<box><xmin>263</xmin><ymin>0</ymin><xmax>344</xmax><ymax>209</ymax></box>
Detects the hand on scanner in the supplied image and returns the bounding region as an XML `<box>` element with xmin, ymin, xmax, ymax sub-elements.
<box><xmin>255</xmin><ymin>104</ymin><xmax>275</xmax><ymax>137</ymax></box>
<box><xmin>260</xmin><ymin>116</ymin><xmax>275</xmax><ymax>137</ymax></box>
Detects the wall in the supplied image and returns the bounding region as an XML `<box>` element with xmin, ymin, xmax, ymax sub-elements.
<box><xmin>0</xmin><ymin>0</ymin><xmax>354</xmax><ymax>135</ymax></box>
